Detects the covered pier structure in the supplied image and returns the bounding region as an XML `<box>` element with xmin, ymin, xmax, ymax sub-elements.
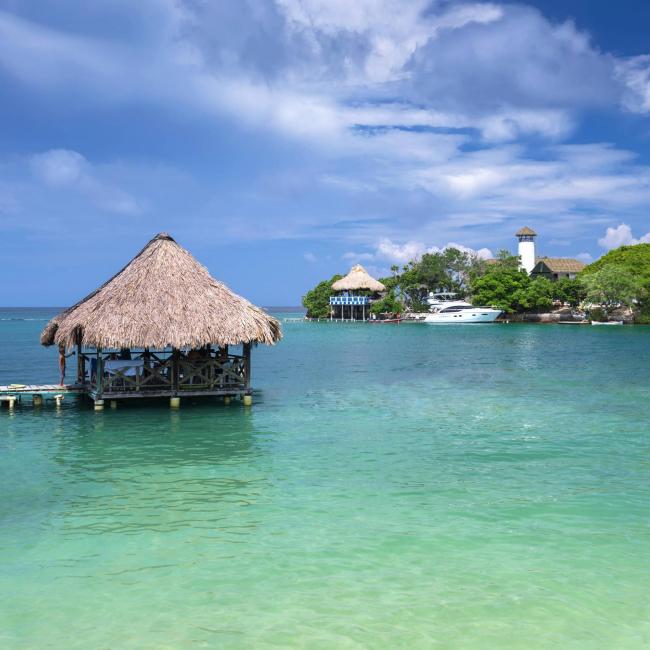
<box><xmin>329</xmin><ymin>264</ymin><xmax>386</xmax><ymax>321</ymax></box>
<box><xmin>39</xmin><ymin>233</ymin><xmax>281</xmax><ymax>409</ymax></box>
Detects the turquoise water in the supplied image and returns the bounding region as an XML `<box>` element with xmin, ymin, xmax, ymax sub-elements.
<box><xmin>1</xmin><ymin>310</ymin><xmax>650</xmax><ymax>649</ymax></box>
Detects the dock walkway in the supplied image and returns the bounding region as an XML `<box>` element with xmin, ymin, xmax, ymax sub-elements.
<box><xmin>0</xmin><ymin>384</ymin><xmax>84</xmax><ymax>407</ymax></box>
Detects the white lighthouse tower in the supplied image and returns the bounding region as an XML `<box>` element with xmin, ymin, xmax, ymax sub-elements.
<box><xmin>516</xmin><ymin>227</ymin><xmax>537</xmax><ymax>275</ymax></box>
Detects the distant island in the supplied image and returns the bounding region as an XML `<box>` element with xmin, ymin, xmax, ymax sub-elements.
<box><xmin>303</xmin><ymin>232</ymin><xmax>650</xmax><ymax>324</ymax></box>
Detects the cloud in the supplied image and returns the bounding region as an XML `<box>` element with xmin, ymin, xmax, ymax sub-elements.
<box><xmin>376</xmin><ymin>238</ymin><xmax>426</xmax><ymax>264</ymax></box>
<box><xmin>303</xmin><ymin>251</ymin><xmax>317</xmax><ymax>262</ymax></box>
<box><xmin>598</xmin><ymin>223</ymin><xmax>650</xmax><ymax>249</ymax></box>
<box><xmin>576</xmin><ymin>252</ymin><xmax>593</xmax><ymax>263</ymax></box>
<box><xmin>616</xmin><ymin>55</ymin><xmax>650</xmax><ymax>113</ymax></box>
<box><xmin>31</xmin><ymin>149</ymin><xmax>142</xmax><ymax>216</ymax></box>
<box><xmin>345</xmin><ymin>237</ymin><xmax>494</xmax><ymax>266</ymax></box>
<box><xmin>427</xmin><ymin>242</ymin><xmax>494</xmax><ymax>260</ymax></box>
<box><xmin>2</xmin><ymin>2</ymin><xmax>650</xmax><ymax>262</ymax></box>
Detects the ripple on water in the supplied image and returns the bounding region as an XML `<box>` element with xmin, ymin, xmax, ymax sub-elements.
<box><xmin>1</xmin><ymin>319</ymin><xmax>650</xmax><ymax>648</ymax></box>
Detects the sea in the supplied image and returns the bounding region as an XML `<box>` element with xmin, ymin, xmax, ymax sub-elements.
<box><xmin>1</xmin><ymin>308</ymin><xmax>649</xmax><ymax>649</ymax></box>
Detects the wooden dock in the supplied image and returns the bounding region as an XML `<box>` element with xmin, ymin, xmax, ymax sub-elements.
<box><xmin>0</xmin><ymin>384</ymin><xmax>85</xmax><ymax>408</ymax></box>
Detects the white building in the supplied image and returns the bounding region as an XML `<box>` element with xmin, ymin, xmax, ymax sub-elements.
<box><xmin>515</xmin><ymin>226</ymin><xmax>586</xmax><ymax>279</ymax></box>
<box><xmin>516</xmin><ymin>226</ymin><xmax>538</xmax><ymax>274</ymax></box>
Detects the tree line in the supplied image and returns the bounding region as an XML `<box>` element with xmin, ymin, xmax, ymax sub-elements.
<box><xmin>302</xmin><ymin>243</ymin><xmax>650</xmax><ymax>322</ymax></box>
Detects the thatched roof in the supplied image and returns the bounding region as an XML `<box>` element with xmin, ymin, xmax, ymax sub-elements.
<box><xmin>533</xmin><ymin>257</ymin><xmax>586</xmax><ymax>273</ymax></box>
<box><xmin>516</xmin><ymin>226</ymin><xmax>537</xmax><ymax>236</ymax></box>
<box><xmin>41</xmin><ymin>233</ymin><xmax>281</xmax><ymax>349</ymax></box>
<box><xmin>331</xmin><ymin>264</ymin><xmax>386</xmax><ymax>292</ymax></box>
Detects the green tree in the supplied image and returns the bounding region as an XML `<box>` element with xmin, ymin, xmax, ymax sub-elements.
<box><xmin>469</xmin><ymin>263</ymin><xmax>531</xmax><ymax>313</ymax></box>
<box><xmin>370</xmin><ymin>289</ymin><xmax>404</xmax><ymax>316</ymax></box>
<box><xmin>552</xmin><ymin>278</ymin><xmax>586</xmax><ymax>306</ymax></box>
<box><xmin>517</xmin><ymin>278</ymin><xmax>554</xmax><ymax>311</ymax></box>
<box><xmin>580</xmin><ymin>243</ymin><xmax>650</xmax><ymax>322</ymax></box>
<box><xmin>579</xmin><ymin>267</ymin><xmax>645</xmax><ymax>313</ymax></box>
<box><xmin>301</xmin><ymin>274</ymin><xmax>343</xmax><ymax>318</ymax></box>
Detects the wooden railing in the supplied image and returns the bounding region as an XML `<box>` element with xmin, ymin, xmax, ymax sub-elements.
<box><xmin>178</xmin><ymin>356</ymin><xmax>247</xmax><ymax>391</ymax></box>
<box><xmin>79</xmin><ymin>350</ymin><xmax>248</xmax><ymax>395</ymax></box>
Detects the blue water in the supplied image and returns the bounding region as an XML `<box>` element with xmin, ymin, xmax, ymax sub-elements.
<box><xmin>1</xmin><ymin>309</ymin><xmax>649</xmax><ymax>648</ymax></box>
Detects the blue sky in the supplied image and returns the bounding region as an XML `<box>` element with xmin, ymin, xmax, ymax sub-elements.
<box><xmin>1</xmin><ymin>0</ymin><xmax>650</xmax><ymax>306</ymax></box>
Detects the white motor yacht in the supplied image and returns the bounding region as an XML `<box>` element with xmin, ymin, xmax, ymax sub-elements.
<box><xmin>424</xmin><ymin>292</ymin><xmax>502</xmax><ymax>324</ymax></box>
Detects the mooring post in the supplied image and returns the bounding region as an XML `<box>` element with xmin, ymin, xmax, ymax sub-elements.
<box><xmin>170</xmin><ymin>397</ymin><xmax>180</xmax><ymax>409</ymax></box>
<box><xmin>94</xmin><ymin>399</ymin><xmax>104</xmax><ymax>411</ymax></box>
<box><xmin>110</xmin><ymin>400</ymin><xmax>117</xmax><ymax>409</ymax></box>
<box><xmin>33</xmin><ymin>394</ymin><xmax>43</xmax><ymax>407</ymax></box>
<box><xmin>8</xmin><ymin>396</ymin><xmax>16</xmax><ymax>411</ymax></box>
<box><xmin>223</xmin><ymin>395</ymin><xmax>231</xmax><ymax>405</ymax></box>
<box><xmin>55</xmin><ymin>394</ymin><xmax>64</xmax><ymax>408</ymax></box>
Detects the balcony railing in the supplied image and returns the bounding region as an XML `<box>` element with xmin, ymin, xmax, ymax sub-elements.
<box><xmin>330</xmin><ymin>295</ymin><xmax>371</xmax><ymax>305</ymax></box>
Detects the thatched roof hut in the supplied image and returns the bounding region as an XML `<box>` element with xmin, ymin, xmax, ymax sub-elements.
<box><xmin>331</xmin><ymin>264</ymin><xmax>386</xmax><ymax>293</ymax></box>
<box><xmin>41</xmin><ymin>233</ymin><xmax>281</xmax><ymax>350</ymax></box>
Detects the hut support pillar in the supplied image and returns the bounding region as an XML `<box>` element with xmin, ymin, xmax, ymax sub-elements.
<box><xmin>94</xmin><ymin>399</ymin><xmax>104</xmax><ymax>411</ymax></box>
<box><xmin>170</xmin><ymin>397</ymin><xmax>180</xmax><ymax>409</ymax></box>
<box><xmin>243</xmin><ymin>342</ymin><xmax>251</xmax><ymax>392</ymax></box>
<box><xmin>96</xmin><ymin>348</ymin><xmax>104</xmax><ymax>396</ymax></box>
<box><xmin>77</xmin><ymin>343</ymin><xmax>86</xmax><ymax>384</ymax></box>
<box><xmin>33</xmin><ymin>395</ymin><xmax>43</xmax><ymax>407</ymax></box>
<box><xmin>171</xmin><ymin>349</ymin><xmax>180</xmax><ymax>394</ymax></box>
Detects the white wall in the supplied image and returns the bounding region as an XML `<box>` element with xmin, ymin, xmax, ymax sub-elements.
<box><xmin>518</xmin><ymin>240</ymin><xmax>536</xmax><ymax>274</ymax></box>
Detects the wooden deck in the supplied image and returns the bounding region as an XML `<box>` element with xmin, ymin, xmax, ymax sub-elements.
<box><xmin>0</xmin><ymin>383</ymin><xmax>85</xmax><ymax>397</ymax></box>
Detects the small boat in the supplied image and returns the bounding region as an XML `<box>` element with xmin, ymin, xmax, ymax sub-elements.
<box><xmin>368</xmin><ymin>317</ymin><xmax>402</xmax><ymax>324</ymax></box>
<box><xmin>591</xmin><ymin>320</ymin><xmax>624</xmax><ymax>326</ymax></box>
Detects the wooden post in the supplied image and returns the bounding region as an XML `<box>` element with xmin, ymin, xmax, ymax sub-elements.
<box><xmin>243</xmin><ymin>342</ymin><xmax>251</xmax><ymax>391</ymax></box>
<box><xmin>77</xmin><ymin>342</ymin><xmax>83</xmax><ymax>384</ymax></box>
<box><xmin>172</xmin><ymin>349</ymin><xmax>180</xmax><ymax>394</ymax></box>
<box><xmin>97</xmin><ymin>349</ymin><xmax>104</xmax><ymax>397</ymax></box>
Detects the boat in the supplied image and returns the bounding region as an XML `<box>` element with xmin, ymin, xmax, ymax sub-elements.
<box><xmin>424</xmin><ymin>292</ymin><xmax>502</xmax><ymax>324</ymax></box>
<box><xmin>591</xmin><ymin>320</ymin><xmax>624</xmax><ymax>326</ymax></box>
<box><xmin>368</xmin><ymin>317</ymin><xmax>402</xmax><ymax>324</ymax></box>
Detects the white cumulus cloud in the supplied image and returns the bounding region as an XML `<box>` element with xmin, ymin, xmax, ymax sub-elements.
<box><xmin>598</xmin><ymin>223</ymin><xmax>650</xmax><ymax>249</ymax></box>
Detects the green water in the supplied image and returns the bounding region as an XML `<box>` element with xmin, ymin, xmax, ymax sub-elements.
<box><xmin>1</xmin><ymin>311</ymin><xmax>650</xmax><ymax>648</ymax></box>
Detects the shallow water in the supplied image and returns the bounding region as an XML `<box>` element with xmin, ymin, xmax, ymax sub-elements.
<box><xmin>1</xmin><ymin>310</ymin><xmax>650</xmax><ymax>648</ymax></box>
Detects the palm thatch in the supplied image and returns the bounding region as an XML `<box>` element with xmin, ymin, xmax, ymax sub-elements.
<box><xmin>331</xmin><ymin>264</ymin><xmax>386</xmax><ymax>292</ymax></box>
<box><xmin>41</xmin><ymin>233</ymin><xmax>281</xmax><ymax>349</ymax></box>
<box><xmin>516</xmin><ymin>226</ymin><xmax>537</xmax><ymax>237</ymax></box>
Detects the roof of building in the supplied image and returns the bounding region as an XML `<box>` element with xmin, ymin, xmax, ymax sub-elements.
<box><xmin>532</xmin><ymin>257</ymin><xmax>587</xmax><ymax>273</ymax></box>
<box><xmin>331</xmin><ymin>264</ymin><xmax>386</xmax><ymax>292</ymax></box>
<box><xmin>40</xmin><ymin>233</ymin><xmax>282</xmax><ymax>349</ymax></box>
<box><xmin>515</xmin><ymin>226</ymin><xmax>537</xmax><ymax>236</ymax></box>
